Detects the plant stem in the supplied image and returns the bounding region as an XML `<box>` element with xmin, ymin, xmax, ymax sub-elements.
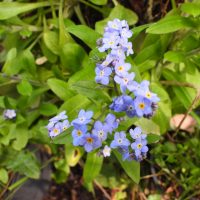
<box><xmin>112</xmin><ymin>0</ymin><xmax>119</xmax><ymax>6</ymax></box>
<box><xmin>170</xmin><ymin>0</ymin><xmax>176</xmax><ymax>9</ymax></box>
<box><xmin>79</xmin><ymin>0</ymin><xmax>103</xmax><ymax>14</ymax></box>
<box><xmin>74</xmin><ymin>4</ymin><xmax>87</xmax><ymax>25</ymax></box>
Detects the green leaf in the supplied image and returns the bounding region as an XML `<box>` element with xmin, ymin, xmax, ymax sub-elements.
<box><xmin>17</xmin><ymin>79</ymin><xmax>33</xmax><ymax>96</ymax></box>
<box><xmin>95</xmin><ymin>5</ymin><xmax>138</xmax><ymax>34</ymax></box>
<box><xmin>0</xmin><ymin>2</ymin><xmax>49</xmax><ymax>20</ymax></box>
<box><xmin>151</xmin><ymin>83</ymin><xmax>171</xmax><ymax>134</ymax></box>
<box><xmin>43</xmin><ymin>31</ymin><xmax>59</xmax><ymax>55</ymax></box>
<box><xmin>60</xmin><ymin>43</ymin><xmax>87</xmax><ymax>73</ymax></box>
<box><xmin>69</xmin><ymin>80</ymin><xmax>111</xmax><ymax>102</ymax></box>
<box><xmin>3</xmin><ymin>49</ymin><xmax>37</xmax><ymax>76</ymax></box>
<box><xmin>6</xmin><ymin>151</ymin><xmax>40</xmax><ymax>179</ymax></box>
<box><xmin>134</xmin><ymin>118</ymin><xmax>160</xmax><ymax>135</ymax></box>
<box><xmin>52</xmin><ymin>127</ymin><xmax>73</xmax><ymax>144</ymax></box>
<box><xmin>181</xmin><ymin>2</ymin><xmax>200</xmax><ymax>17</ymax></box>
<box><xmin>40</xmin><ymin>103</ymin><xmax>58</xmax><ymax>116</ymax></box>
<box><xmin>47</xmin><ymin>78</ymin><xmax>74</xmax><ymax>101</ymax></box>
<box><xmin>67</xmin><ymin>25</ymin><xmax>101</xmax><ymax>49</ymax></box>
<box><xmin>146</xmin><ymin>15</ymin><xmax>195</xmax><ymax>34</ymax></box>
<box><xmin>147</xmin><ymin>134</ymin><xmax>161</xmax><ymax>144</ymax></box>
<box><xmin>0</xmin><ymin>168</ymin><xmax>9</xmax><ymax>184</ymax></box>
<box><xmin>164</xmin><ymin>51</ymin><xmax>185</xmax><ymax>63</ymax></box>
<box><xmin>65</xmin><ymin>143</ymin><xmax>83</xmax><ymax>167</ymax></box>
<box><xmin>2</xmin><ymin>48</ymin><xmax>17</xmax><ymax>75</ymax></box>
<box><xmin>113</xmin><ymin>150</ymin><xmax>140</xmax><ymax>184</ymax></box>
<box><xmin>12</xmin><ymin>127</ymin><xmax>28</xmax><ymax>151</ymax></box>
<box><xmin>59</xmin><ymin>94</ymin><xmax>91</xmax><ymax>120</ymax></box>
<box><xmin>89</xmin><ymin>0</ymin><xmax>107</xmax><ymax>5</ymax></box>
<box><xmin>83</xmin><ymin>151</ymin><xmax>103</xmax><ymax>185</ymax></box>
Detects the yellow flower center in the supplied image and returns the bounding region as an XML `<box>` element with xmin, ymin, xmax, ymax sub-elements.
<box><xmin>77</xmin><ymin>130</ymin><xmax>82</xmax><ymax>136</ymax></box>
<box><xmin>53</xmin><ymin>128</ymin><xmax>59</xmax><ymax>134</ymax></box>
<box><xmin>100</xmin><ymin>70</ymin><xmax>104</xmax><ymax>76</ymax></box>
<box><xmin>146</xmin><ymin>92</ymin><xmax>151</xmax><ymax>98</ymax></box>
<box><xmin>137</xmin><ymin>143</ymin><xmax>142</xmax><ymax>149</ymax></box>
<box><xmin>139</xmin><ymin>103</ymin><xmax>145</xmax><ymax>110</ymax></box>
<box><xmin>118</xmin><ymin>66</ymin><xmax>124</xmax><ymax>71</ymax></box>
<box><xmin>87</xmin><ymin>137</ymin><xmax>93</xmax><ymax>143</ymax></box>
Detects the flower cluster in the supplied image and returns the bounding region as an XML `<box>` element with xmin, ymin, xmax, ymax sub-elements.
<box><xmin>71</xmin><ymin>110</ymin><xmax>119</xmax><ymax>153</ymax></box>
<box><xmin>96</xmin><ymin>19</ymin><xmax>159</xmax><ymax>119</ymax></box>
<box><xmin>95</xmin><ymin>19</ymin><xmax>133</xmax><ymax>86</ymax></box>
<box><xmin>3</xmin><ymin>109</ymin><xmax>16</xmax><ymax>119</ymax></box>
<box><xmin>111</xmin><ymin>127</ymin><xmax>148</xmax><ymax>161</ymax></box>
<box><xmin>46</xmin><ymin>111</ymin><xmax>70</xmax><ymax>138</ymax></box>
<box><xmin>47</xmin><ymin>19</ymin><xmax>159</xmax><ymax>162</ymax></box>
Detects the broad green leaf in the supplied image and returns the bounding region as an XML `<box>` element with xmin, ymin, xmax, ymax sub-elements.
<box><xmin>181</xmin><ymin>2</ymin><xmax>200</xmax><ymax>17</ymax></box>
<box><xmin>147</xmin><ymin>134</ymin><xmax>161</xmax><ymax>144</ymax></box>
<box><xmin>0</xmin><ymin>168</ymin><xmax>8</xmax><ymax>184</ymax></box>
<box><xmin>95</xmin><ymin>5</ymin><xmax>138</xmax><ymax>34</ymax></box>
<box><xmin>83</xmin><ymin>151</ymin><xmax>103</xmax><ymax>185</ymax></box>
<box><xmin>162</xmin><ymin>69</ymin><xmax>196</xmax><ymax>108</ymax></box>
<box><xmin>52</xmin><ymin>127</ymin><xmax>73</xmax><ymax>144</ymax></box>
<box><xmin>114</xmin><ymin>150</ymin><xmax>140</xmax><ymax>184</ymax></box>
<box><xmin>146</xmin><ymin>15</ymin><xmax>195</xmax><ymax>34</ymax></box>
<box><xmin>40</xmin><ymin>103</ymin><xmax>58</xmax><ymax>116</ymax></box>
<box><xmin>89</xmin><ymin>0</ymin><xmax>107</xmax><ymax>5</ymax></box>
<box><xmin>69</xmin><ymin>80</ymin><xmax>111</xmax><ymax>103</ymax></box>
<box><xmin>60</xmin><ymin>43</ymin><xmax>87</xmax><ymax>73</ymax></box>
<box><xmin>164</xmin><ymin>51</ymin><xmax>185</xmax><ymax>63</ymax></box>
<box><xmin>6</xmin><ymin>151</ymin><xmax>40</xmax><ymax>179</ymax></box>
<box><xmin>67</xmin><ymin>25</ymin><xmax>101</xmax><ymax>49</ymax></box>
<box><xmin>43</xmin><ymin>31</ymin><xmax>59</xmax><ymax>55</ymax></box>
<box><xmin>68</xmin><ymin>64</ymin><xmax>95</xmax><ymax>85</ymax></box>
<box><xmin>151</xmin><ymin>83</ymin><xmax>171</xmax><ymax>134</ymax></box>
<box><xmin>47</xmin><ymin>78</ymin><xmax>74</xmax><ymax>101</ymax></box>
<box><xmin>17</xmin><ymin>79</ymin><xmax>33</xmax><ymax>96</ymax></box>
<box><xmin>3</xmin><ymin>49</ymin><xmax>36</xmax><ymax>76</ymax></box>
<box><xmin>2</xmin><ymin>48</ymin><xmax>17</xmax><ymax>75</ymax></box>
<box><xmin>12</xmin><ymin>127</ymin><xmax>28</xmax><ymax>151</ymax></box>
<box><xmin>134</xmin><ymin>118</ymin><xmax>160</xmax><ymax>135</ymax></box>
<box><xmin>0</xmin><ymin>2</ymin><xmax>49</xmax><ymax>20</ymax></box>
<box><xmin>131</xmin><ymin>24</ymin><xmax>151</xmax><ymax>40</ymax></box>
<box><xmin>65</xmin><ymin>143</ymin><xmax>83</xmax><ymax>167</ymax></box>
<box><xmin>59</xmin><ymin>94</ymin><xmax>91</xmax><ymax>120</ymax></box>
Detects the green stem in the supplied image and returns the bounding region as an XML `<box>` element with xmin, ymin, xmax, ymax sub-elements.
<box><xmin>50</xmin><ymin>0</ymin><xmax>57</xmax><ymax>20</ymax></box>
<box><xmin>112</xmin><ymin>0</ymin><xmax>119</xmax><ymax>6</ymax></box>
<box><xmin>171</xmin><ymin>0</ymin><xmax>176</xmax><ymax>9</ymax></box>
<box><xmin>79</xmin><ymin>0</ymin><xmax>104</xmax><ymax>14</ymax></box>
<box><xmin>74</xmin><ymin>4</ymin><xmax>87</xmax><ymax>25</ymax></box>
<box><xmin>27</xmin><ymin>33</ymin><xmax>42</xmax><ymax>50</ymax></box>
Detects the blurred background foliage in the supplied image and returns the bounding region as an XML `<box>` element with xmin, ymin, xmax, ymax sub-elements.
<box><xmin>0</xmin><ymin>0</ymin><xmax>200</xmax><ymax>199</ymax></box>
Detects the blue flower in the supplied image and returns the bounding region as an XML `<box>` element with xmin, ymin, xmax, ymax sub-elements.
<box><xmin>98</xmin><ymin>32</ymin><xmax>120</xmax><ymax>52</ymax></box>
<box><xmin>49</xmin><ymin>111</ymin><xmax>68</xmax><ymax>123</ymax></box>
<box><xmin>110</xmin><ymin>131</ymin><xmax>130</xmax><ymax>148</ymax></box>
<box><xmin>129</xmin><ymin>127</ymin><xmax>147</xmax><ymax>140</ymax></box>
<box><xmin>3</xmin><ymin>109</ymin><xmax>16</xmax><ymax>119</ymax></box>
<box><xmin>72</xmin><ymin>125</ymin><xmax>87</xmax><ymax>146</ymax></box>
<box><xmin>114</xmin><ymin>60</ymin><xmax>131</xmax><ymax>76</ymax></box>
<box><xmin>80</xmin><ymin>134</ymin><xmax>101</xmax><ymax>152</ymax></box>
<box><xmin>61</xmin><ymin>120</ymin><xmax>70</xmax><ymax>132</ymax></box>
<box><xmin>134</xmin><ymin>96</ymin><xmax>152</xmax><ymax>117</ymax></box>
<box><xmin>122</xmin><ymin>95</ymin><xmax>136</xmax><ymax>117</ymax></box>
<box><xmin>72</xmin><ymin>109</ymin><xmax>93</xmax><ymax>126</ymax></box>
<box><xmin>131</xmin><ymin>138</ymin><xmax>149</xmax><ymax>159</ymax></box>
<box><xmin>104</xmin><ymin>113</ymin><xmax>119</xmax><ymax>133</ymax></box>
<box><xmin>102</xmin><ymin>145</ymin><xmax>111</xmax><ymax>157</ymax></box>
<box><xmin>110</xmin><ymin>95</ymin><xmax>126</xmax><ymax>112</ymax></box>
<box><xmin>92</xmin><ymin>121</ymin><xmax>108</xmax><ymax>142</ymax></box>
<box><xmin>49</xmin><ymin>122</ymin><xmax>62</xmax><ymax>138</ymax></box>
<box><xmin>114</xmin><ymin>72</ymin><xmax>135</xmax><ymax>93</ymax></box>
<box><xmin>95</xmin><ymin>64</ymin><xmax>112</xmax><ymax>85</ymax></box>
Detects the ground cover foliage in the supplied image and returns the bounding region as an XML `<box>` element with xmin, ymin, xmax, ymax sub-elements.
<box><xmin>0</xmin><ymin>0</ymin><xmax>200</xmax><ymax>199</ymax></box>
